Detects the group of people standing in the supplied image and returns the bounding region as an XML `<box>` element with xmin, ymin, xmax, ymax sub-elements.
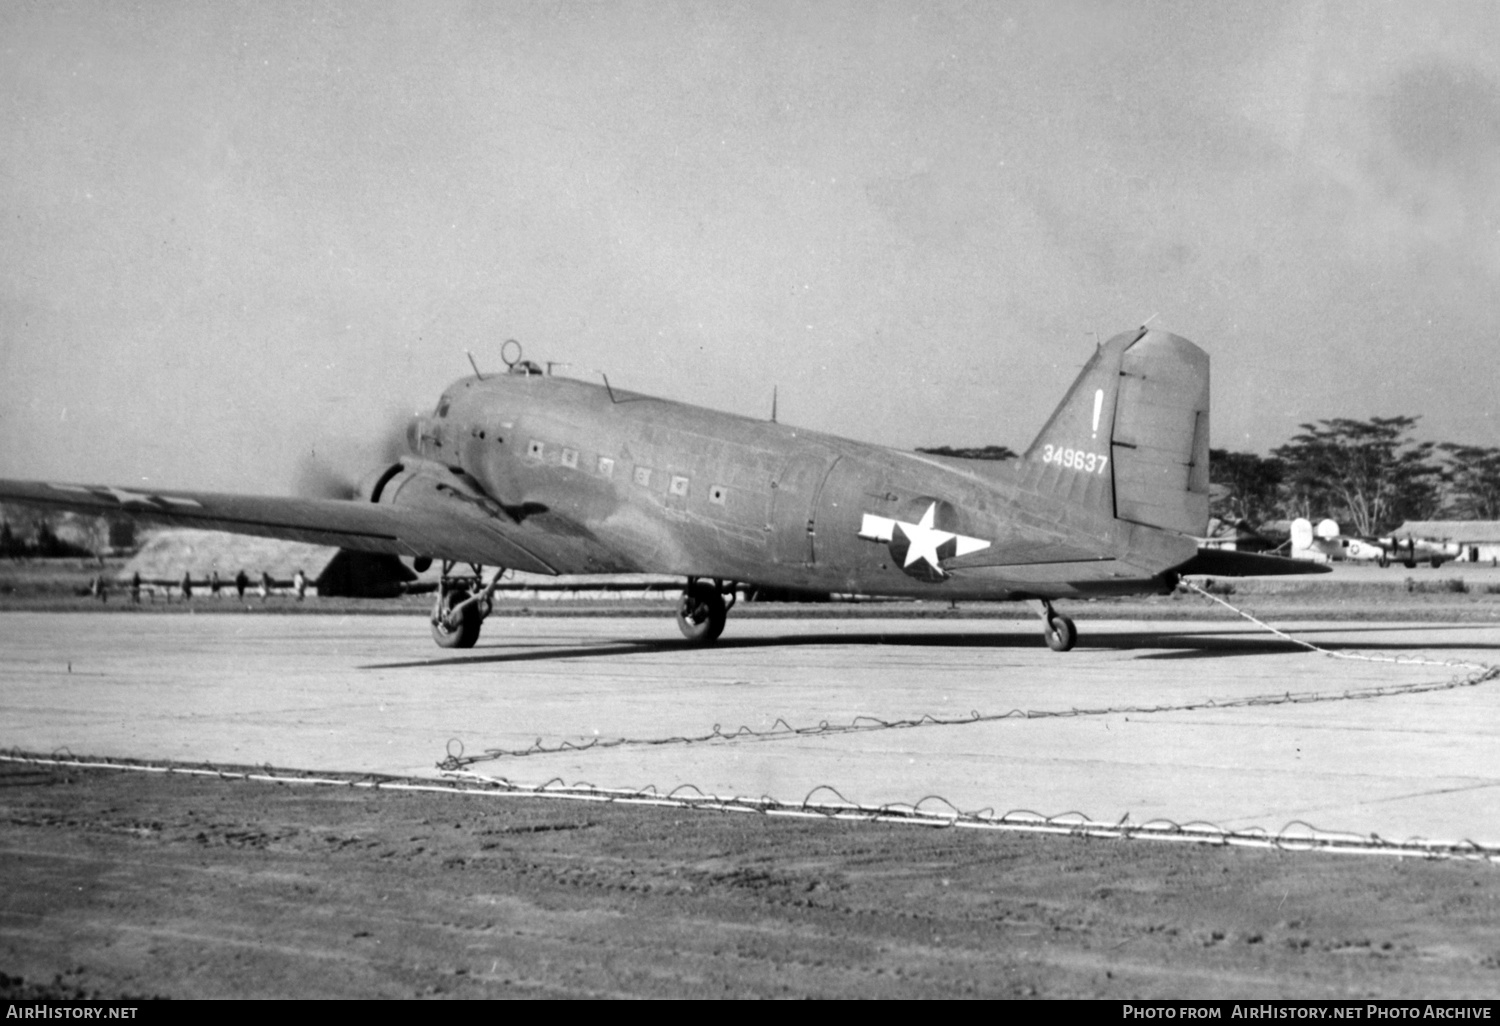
<box><xmin>91</xmin><ymin>568</ymin><xmax>309</xmax><ymax>603</ymax></box>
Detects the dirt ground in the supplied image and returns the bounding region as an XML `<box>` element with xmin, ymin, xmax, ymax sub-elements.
<box><xmin>2</xmin><ymin>760</ymin><xmax>1499</xmax><ymax>1000</ymax></box>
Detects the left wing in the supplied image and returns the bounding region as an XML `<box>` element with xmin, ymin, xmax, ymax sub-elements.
<box><xmin>0</xmin><ymin>479</ymin><xmax>561</xmax><ymax>575</ymax></box>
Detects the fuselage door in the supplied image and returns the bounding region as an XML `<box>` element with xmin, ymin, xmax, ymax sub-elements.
<box><xmin>767</xmin><ymin>450</ymin><xmax>837</xmax><ymax>565</ymax></box>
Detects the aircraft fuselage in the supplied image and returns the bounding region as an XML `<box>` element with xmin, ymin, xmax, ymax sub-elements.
<box><xmin>394</xmin><ymin>369</ymin><xmax>1195</xmax><ymax>600</ymax></box>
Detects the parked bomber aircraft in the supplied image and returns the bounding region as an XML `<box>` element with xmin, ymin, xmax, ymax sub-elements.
<box><xmin>1290</xmin><ymin>518</ymin><xmax>1459</xmax><ymax>568</ymax></box>
<box><xmin>0</xmin><ymin>327</ymin><xmax>1324</xmax><ymax>651</ymax></box>
<box><xmin>1290</xmin><ymin>518</ymin><xmax>1390</xmax><ymax>564</ymax></box>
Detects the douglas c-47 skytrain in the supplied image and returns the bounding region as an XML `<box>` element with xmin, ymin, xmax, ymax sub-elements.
<box><xmin>0</xmin><ymin>327</ymin><xmax>1324</xmax><ymax>651</ymax></box>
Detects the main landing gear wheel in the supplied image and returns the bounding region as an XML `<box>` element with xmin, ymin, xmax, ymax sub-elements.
<box><xmin>432</xmin><ymin>586</ymin><xmax>481</xmax><ymax>649</ymax></box>
<box><xmin>430</xmin><ymin>561</ymin><xmax>502</xmax><ymax>650</ymax></box>
<box><xmin>1043</xmin><ymin>614</ymin><xmax>1077</xmax><ymax>653</ymax></box>
<box><xmin>676</xmin><ymin>580</ymin><xmax>728</xmax><ymax>643</ymax></box>
<box><xmin>1033</xmin><ymin>599</ymin><xmax>1077</xmax><ymax>652</ymax></box>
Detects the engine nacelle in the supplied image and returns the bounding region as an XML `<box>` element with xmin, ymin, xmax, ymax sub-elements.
<box><xmin>350</xmin><ymin>458</ymin><xmax>497</xmax><ymax>572</ymax></box>
<box><xmin>355</xmin><ymin>458</ymin><xmax>487</xmax><ymax>508</ymax></box>
<box><xmin>355</xmin><ymin>463</ymin><xmax>406</xmax><ymax>504</ymax></box>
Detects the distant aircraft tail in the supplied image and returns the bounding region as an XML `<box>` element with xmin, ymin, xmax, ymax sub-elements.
<box><xmin>1023</xmin><ymin>327</ymin><xmax>1210</xmax><ymax>536</ymax></box>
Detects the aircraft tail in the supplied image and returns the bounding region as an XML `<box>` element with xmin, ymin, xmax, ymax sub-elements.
<box><xmin>1023</xmin><ymin>327</ymin><xmax>1210</xmax><ymax>536</ymax></box>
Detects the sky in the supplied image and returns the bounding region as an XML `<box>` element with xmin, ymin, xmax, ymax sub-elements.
<box><xmin>2</xmin><ymin>0</ymin><xmax>1498</xmax><ymax>493</ymax></box>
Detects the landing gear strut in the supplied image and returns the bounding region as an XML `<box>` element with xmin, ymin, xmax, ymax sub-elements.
<box><xmin>677</xmin><ymin>578</ymin><xmax>736</xmax><ymax>643</ymax></box>
<box><xmin>1033</xmin><ymin>599</ymin><xmax>1077</xmax><ymax>653</ymax></box>
<box><xmin>431</xmin><ymin>561</ymin><xmax>503</xmax><ymax>649</ymax></box>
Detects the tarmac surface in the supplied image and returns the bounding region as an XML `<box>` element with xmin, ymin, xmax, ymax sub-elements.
<box><xmin>4</xmin><ymin>606</ymin><xmax>1499</xmax><ymax>848</ymax></box>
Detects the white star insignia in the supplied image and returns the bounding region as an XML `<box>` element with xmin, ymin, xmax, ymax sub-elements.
<box><xmin>48</xmin><ymin>483</ymin><xmax>201</xmax><ymax>508</ymax></box>
<box><xmin>102</xmin><ymin>486</ymin><xmax>161</xmax><ymax>505</ymax></box>
<box><xmin>896</xmin><ymin>503</ymin><xmax>951</xmax><ymax>569</ymax></box>
<box><xmin>858</xmin><ymin>502</ymin><xmax>989</xmax><ymax>571</ymax></box>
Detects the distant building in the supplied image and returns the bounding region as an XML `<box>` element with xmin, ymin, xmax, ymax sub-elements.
<box><xmin>118</xmin><ymin>529</ymin><xmax>417</xmax><ymax>597</ymax></box>
<box><xmin>1389</xmin><ymin>521</ymin><xmax>1500</xmax><ymax>563</ymax></box>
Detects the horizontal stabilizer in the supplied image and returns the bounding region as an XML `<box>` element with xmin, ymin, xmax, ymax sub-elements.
<box><xmin>944</xmin><ymin>540</ymin><xmax>1112</xmax><ymax>569</ymax></box>
<box><xmin>1171</xmin><ymin>548</ymin><xmax>1331</xmax><ymax>577</ymax></box>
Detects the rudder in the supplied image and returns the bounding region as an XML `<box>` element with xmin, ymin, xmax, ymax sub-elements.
<box><xmin>1111</xmin><ymin>330</ymin><xmax>1209</xmax><ymax>536</ymax></box>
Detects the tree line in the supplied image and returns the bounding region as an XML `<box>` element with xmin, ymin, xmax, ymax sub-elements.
<box><xmin>0</xmin><ymin>504</ymin><xmax>124</xmax><ymax>559</ymax></box>
<box><xmin>920</xmin><ymin>418</ymin><xmax>1500</xmax><ymax>537</ymax></box>
<box><xmin>1210</xmin><ymin>416</ymin><xmax>1500</xmax><ymax>536</ymax></box>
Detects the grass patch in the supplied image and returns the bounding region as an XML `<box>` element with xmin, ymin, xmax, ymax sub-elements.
<box><xmin>1404</xmin><ymin>577</ymin><xmax>1469</xmax><ymax>594</ymax></box>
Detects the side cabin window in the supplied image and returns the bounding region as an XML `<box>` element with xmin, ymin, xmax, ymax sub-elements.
<box><xmin>436</xmin><ymin>396</ymin><xmax>451</xmax><ymax>418</ymax></box>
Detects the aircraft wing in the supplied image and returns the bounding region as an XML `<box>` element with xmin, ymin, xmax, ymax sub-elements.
<box><xmin>0</xmin><ymin>479</ymin><xmax>559</xmax><ymax>575</ymax></box>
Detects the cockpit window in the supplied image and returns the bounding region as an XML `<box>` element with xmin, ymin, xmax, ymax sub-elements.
<box><xmin>436</xmin><ymin>396</ymin><xmax>451</xmax><ymax>418</ymax></box>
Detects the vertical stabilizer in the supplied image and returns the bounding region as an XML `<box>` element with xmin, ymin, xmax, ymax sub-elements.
<box><xmin>1022</xmin><ymin>328</ymin><xmax>1141</xmax><ymax>515</ymax></box>
<box><xmin>1024</xmin><ymin>328</ymin><xmax>1210</xmax><ymax>536</ymax></box>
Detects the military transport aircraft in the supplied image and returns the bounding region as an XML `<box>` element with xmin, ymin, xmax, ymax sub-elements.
<box><xmin>0</xmin><ymin>327</ymin><xmax>1323</xmax><ymax>652</ymax></box>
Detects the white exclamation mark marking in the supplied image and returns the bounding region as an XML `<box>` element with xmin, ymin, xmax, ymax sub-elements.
<box><xmin>1091</xmin><ymin>388</ymin><xmax>1104</xmax><ymax>439</ymax></box>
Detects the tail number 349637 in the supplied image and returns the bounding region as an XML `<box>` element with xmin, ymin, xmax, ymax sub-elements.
<box><xmin>1041</xmin><ymin>445</ymin><xmax>1109</xmax><ymax>475</ymax></box>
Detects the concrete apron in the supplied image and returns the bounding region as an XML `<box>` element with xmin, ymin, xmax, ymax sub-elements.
<box><xmin>2</xmin><ymin>612</ymin><xmax>1498</xmax><ymax>848</ymax></box>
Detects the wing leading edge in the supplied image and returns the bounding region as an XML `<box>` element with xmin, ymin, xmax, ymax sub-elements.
<box><xmin>0</xmin><ymin>479</ymin><xmax>559</xmax><ymax>575</ymax></box>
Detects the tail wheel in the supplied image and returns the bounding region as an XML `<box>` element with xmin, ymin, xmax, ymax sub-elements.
<box><xmin>676</xmin><ymin>582</ymin><xmax>727</xmax><ymax>643</ymax></box>
<box><xmin>432</xmin><ymin>587</ymin><xmax>481</xmax><ymax>649</ymax></box>
<box><xmin>1043</xmin><ymin>614</ymin><xmax>1077</xmax><ymax>652</ymax></box>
